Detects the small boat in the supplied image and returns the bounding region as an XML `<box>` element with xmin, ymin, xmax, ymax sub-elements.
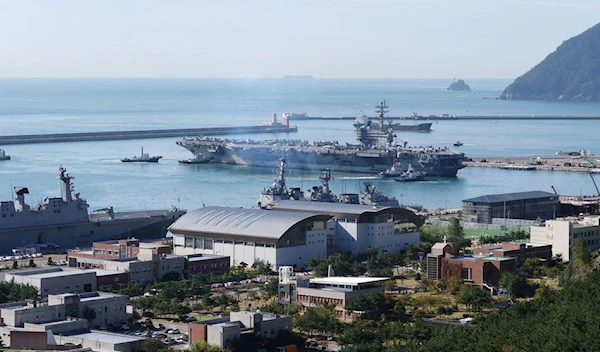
<box><xmin>394</xmin><ymin>163</ymin><xmax>426</xmax><ymax>182</ymax></box>
<box><xmin>453</xmin><ymin>140</ymin><xmax>463</xmax><ymax>147</ymax></box>
<box><xmin>178</xmin><ymin>154</ymin><xmax>214</xmax><ymax>164</ymax></box>
<box><xmin>378</xmin><ymin>158</ymin><xmax>403</xmax><ymax>178</ymax></box>
<box><xmin>121</xmin><ymin>147</ymin><xmax>162</xmax><ymax>163</ymax></box>
<box><xmin>0</xmin><ymin>149</ymin><xmax>10</xmax><ymax>161</ymax></box>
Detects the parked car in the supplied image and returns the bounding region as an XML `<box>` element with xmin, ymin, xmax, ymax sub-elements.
<box><xmin>167</xmin><ymin>328</ymin><xmax>180</xmax><ymax>334</ymax></box>
<box><xmin>184</xmin><ymin>316</ymin><xmax>197</xmax><ymax>322</ymax></box>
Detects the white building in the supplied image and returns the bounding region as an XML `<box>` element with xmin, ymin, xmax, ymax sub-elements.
<box><xmin>294</xmin><ymin>276</ymin><xmax>388</xmax><ymax>321</ymax></box>
<box><xmin>169</xmin><ymin>206</ymin><xmax>332</xmax><ymax>268</ymax></box>
<box><xmin>530</xmin><ymin>215</ymin><xmax>600</xmax><ymax>261</ymax></box>
<box><xmin>270</xmin><ymin>200</ymin><xmax>422</xmax><ymax>254</ymax></box>
<box><xmin>5</xmin><ymin>268</ymin><xmax>97</xmax><ymax>297</ymax></box>
<box><xmin>189</xmin><ymin>311</ymin><xmax>292</xmax><ymax>349</ymax></box>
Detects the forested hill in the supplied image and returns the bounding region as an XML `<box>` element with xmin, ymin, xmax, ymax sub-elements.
<box><xmin>500</xmin><ymin>22</ymin><xmax>600</xmax><ymax>101</ymax></box>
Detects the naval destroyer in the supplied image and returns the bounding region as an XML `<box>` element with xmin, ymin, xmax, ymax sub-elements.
<box><xmin>258</xmin><ymin>156</ymin><xmax>399</xmax><ymax>209</ymax></box>
<box><xmin>176</xmin><ymin>101</ymin><xmax>466</xmax><ymax>177</ymax></box>
<box><xmin>0</xmin><ymin>166</ymin><xmax>185</xmax><ymax>254</ymax></box>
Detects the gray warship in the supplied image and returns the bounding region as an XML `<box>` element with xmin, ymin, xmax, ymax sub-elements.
<box><xmin>176</xmin><ymin>101</ymin><xmax>466</xmax><ymax>177</ymax></box>
<box><xmin>257</xmin><ymin>156</ymin><xmax>399</xmax><ymax>209</ymax></box>
<box><xmin>0</xmin><ymin>166</ymin><xmax>185</xmax><ymax>254</ymax></box>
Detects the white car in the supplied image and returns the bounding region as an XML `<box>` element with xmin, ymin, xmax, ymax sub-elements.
<box><xmin>166</xmin><ymin>328</ymin><xmax>180</xmax><ymax>334</ymax></box>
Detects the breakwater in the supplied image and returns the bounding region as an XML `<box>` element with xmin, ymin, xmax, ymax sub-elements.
<box><xmin>288</xmin><ymin>115</ymin><xmax>600</xmax><ymax>121</ymax></box>
<box><xmin>0</xmin><ymin>125</ymin><xmax>297</xmax><ymax>145</ymax></box>
<box><xmin>464</xmin><ymin>156</ymin><xmax>600</xmax><ymax>173</ymax></box>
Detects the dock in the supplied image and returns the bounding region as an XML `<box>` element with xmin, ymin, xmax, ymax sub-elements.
<box><xmin>287</xmin><ymin>115</ymin><xmax>600</xmax><ymax>121</ymax></box>
<box><xmin>0</xmin><ymin>125</ymin><xmax>297</xmax><ymax>145</ymax></box>
<box><xmin>465</xmin><ymin>155</ymin><xmax>600</xmax><ymax>173</ymax></box>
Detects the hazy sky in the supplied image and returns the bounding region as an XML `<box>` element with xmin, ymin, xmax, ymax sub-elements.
<box><xmin>1</xmin><ymin>0</ymin><xmax>598</xmax><ymax>79</ymax></box>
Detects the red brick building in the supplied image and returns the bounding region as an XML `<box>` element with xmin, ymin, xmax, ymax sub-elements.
<box><xmin>473</xmin><ymin>242</ymin><xmax>552</xmax><ymax>263</ymax></box>
<box><xmin>427</xmin><ymin>241</ymin><xmax>516</xmax><ymax>287</ymax></box>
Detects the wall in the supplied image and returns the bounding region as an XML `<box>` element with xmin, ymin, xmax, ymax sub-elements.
<box><xmin>103</xmin><ymin>260</ymin><xmax>153</xmax><ymax>286</ymax></box>
<box><xmin>2</xmin><ymin>304</ymin><xmax>66</xmax><ymax>327</ymax></box>
<box><xmin>80</xmin><ymin>295</ymin><xmax>127</xmax><ymax>329</ymax></box>
<box><xmin>207</xmin><ymin>323</ymin><xmax>240</xmax><ymax>348</ymax></box>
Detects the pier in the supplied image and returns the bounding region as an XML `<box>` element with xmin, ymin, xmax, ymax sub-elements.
<box><xmin>0</xmin><ymin>125</ymin><xmax>297</xmax><ymax>145</ymax></box>
<box><xmin>288</xmin><ymin>115</ymin><xmax>600</xmax><ymax>121</ymax></box>
<box><xmin>464</xmin><ymin>155</ymin><xmax>600</xmax><ymax>173</ymax></box>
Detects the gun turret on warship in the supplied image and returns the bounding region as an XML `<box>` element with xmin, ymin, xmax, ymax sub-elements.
<box><xmin>0</xmin><ymin>166</ymin><xmax>185</xmax><ymax>254</ymax></box>
<box><xmin>176</xmin><ymin>101</ymin><xmax>466</xmax><ymax>177</ymax></box>
<box><xmin>258</xmin><ymin>157</ymin><xmax>398</xmax><ymax>209</ymax></box>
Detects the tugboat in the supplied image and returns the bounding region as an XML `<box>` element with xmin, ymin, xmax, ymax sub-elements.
<box><xmin>378</xmin><ymin>158</ymin><xmax>403</xmax><ymax>178</ymax></box>
<box><xmin>395</xmin><ymin>163</ymin><xmax>426</xmax><ymax>182</ymax></box>
<box><xmin>121</xmin><ymin>147</ymin><xmax>162</xmax><ymax>163</ymax></box>
<box><xmin>0</xmin><ymin>149</ymin><xmax>10</xmax><ymax>161</ymax></box>
<box><xmin>453</xmin><ymin>140</ymin><xmax>463</xmax><ymax>147</ymax></box>
<box><xmin>179</xmin><ymin>153</ymin><xmax>214</xmax><ymax>164</ymax></box>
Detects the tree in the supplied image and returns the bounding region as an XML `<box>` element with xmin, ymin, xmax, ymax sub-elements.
<box><xmin>28</xmin><ymin>259</ymin><xmax>36</xmax><ymax>268</ymax></box>
<box><xmin>499</xmin><ymin>272</ymin><xmax>525</xmax><ymax>299</ymax></box>
<box><xmin>81</xmin><ymin>305</ymin><xmax>97</xmax><ymax>322</ymax></box>
<box><xmin>141</xmin><ymin>338</ymin><xmax>171</xmax><ymax>352</ymax></box>
<box><xmin>447</xmin><ymin>218</ymin><xmax>470</xmax><ymax>248</ymax></box>
<box><xmin>263</xmin><ymin>278</ymin><xmax>279</xmax><ymax>299</ymax></box>
<box><xmin>12</xmin><ymin>261</ymin><xmax>18</xmax><ymax>269</ymax></box>
<box><xmin>457</xmin><ymin>285</ymin><xmax>492</xmax><ymax>311</ymax></box>
<box><xmin>47</xmin><ymin>257</ymin><xmax>53</xmax><ymax>265</ymax></box>
<box><xmin>345</xmin><ymin>293</ymin><xmax>391</xmax><ymax>321</ymax></box>
<box><xmin>188</xmin><ymin>342</ymin><xmax>230</xmax><ymax>352</ymax></box>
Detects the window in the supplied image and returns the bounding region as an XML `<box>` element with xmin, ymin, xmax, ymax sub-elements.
<box><xmin>195</xmin><ymin>237</ymin><xmax>204</xmax><ymax>249</ymax></box>
<box><xmin>205</xmin><ymin>238</ymin><xmax>213</xmax><ymax>250</ymax></box>
<box><xmin>185</xmin><ymin>237</ymin><xmax>194</xmax><ymax>248</ymax></box>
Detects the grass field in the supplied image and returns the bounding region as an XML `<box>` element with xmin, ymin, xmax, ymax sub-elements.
<box><xmin>424</xmin><ymin>225</ymin><xmax>507</xmax><ymax>238</ymax></box>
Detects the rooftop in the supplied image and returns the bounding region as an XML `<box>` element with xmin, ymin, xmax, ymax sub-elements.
<box><xmin>168</xmin><ymin>206</ymin><xmax>332</xmax><ymax>240</ymax></box>
<box><xmin>308</xmin><ymin>276</ymin><xmax>389</xmax><ymax>286</ymax></box>
<box><xmin>63</xmin><ymin>330</ymin><xmax>145</xmax><ymax>344</ymax></box>
<box><xmin>7</xmin><ymin>268</ymin><xmax>95</xmax><ymax>279</ymax></box>
<box><xmin>186</xmin><ymin>253</ymin><xmax>229</xmax><ymax>262</ymax></box>
<box><xmin>463</xmin><ymin>190</ymin><xmax>557</xmax><ymax>204</ymax></box>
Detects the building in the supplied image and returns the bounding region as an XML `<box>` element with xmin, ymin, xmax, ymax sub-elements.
<box><xmin>293</xmin><ymin>276</ymin><xmax>388</xmax><ymax>321</ymax></box>
<box><xmin>188</xmin><ymin>311</ymin><xmax>292</xmax><ymax>348</ymax></box>
<box><xmin>530</xmin><ymin>216</ymin><xmax>600</xmax><ymax>261</ymax></box>
<box><xmin>426</xmin><ymin>242</ymin><xmax>516</xmax><ymax>287</ymax></box>
<box><xmin>68</xmin><ymin>239</ymin><xmax>229</xmax><ymax>284</ymax></box>
<box><xmin>169</xmin><ymin>204</ymin><xmax>422</xmax><ymax>269</ymax></box>
<box><xmin>5</xmin><ymin>268</ymin><xmax>97</xmax><ymax>297</ymax></box>
<box><xmin>472</xmin><ymin>242</ymin><xmax>553</xmax><ymax>263</ymax></box>
<box><xmin>462</xmin><ymin>191</ymin><xmax>559</xmax><ymax>224</ymax></box>
<box><xmin>0</xmin><ymin>291</ymin><xmax>127</xmax><ymax>330</ymax></box>
<box><xmin>185</xmin><ymin>253</ymin><xmax>230</xmax><ymax>276</ymax></box>
<box><xmin>169</xmin><ymin>206</ymin><xmax>333</xmax><ymax>268</ymax></box>
<box><xmin>270</xmin><ymin>200</ymin><xmax>423</xmax><ymax>255</ymax></box>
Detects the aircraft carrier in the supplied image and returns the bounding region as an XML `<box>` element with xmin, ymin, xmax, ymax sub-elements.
<box><xmin>0</xmin><ymin>166</ymin><xmax>186</xmax><ymax>254</ymax></box>
<box><xmin>176</xmin><ymin>101</ymin><xmax>466</xmax><ymax>177</ymax></box>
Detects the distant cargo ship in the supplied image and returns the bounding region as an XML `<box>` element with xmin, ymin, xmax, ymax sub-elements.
<box><xmin>354</xmin><ymin>112</ymin><xmax>432</xmax><ymax>132</ymax></box>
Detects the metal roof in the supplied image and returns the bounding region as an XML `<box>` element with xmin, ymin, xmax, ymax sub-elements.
<box><xmin>462</xmin><ymin>191</ymin><xmax>556</xmax><ymax>204</ymax></box>
<box><xmin>168</xmin><ymin>206</ymin><xmax>332</xmax><ymax>240</ymax></box>
<box><xmin>271</xmin><ymin>200</ymin><xmax>425</xmax><ymax>227</ymax></box>
<box><xmin>271</xmin><ymin>200</ymin><xmax>392</xmax><ymax>215</ymax></box>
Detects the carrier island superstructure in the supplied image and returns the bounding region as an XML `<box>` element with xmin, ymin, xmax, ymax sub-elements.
<box><xmin>176</xmin><ymin>102</ymin><xmax>466</xmax><ymax>177</ymax></box>
<box><xmin>0</xmin><ymin>166</ymin><xmax>185</xmax><ymax>254</ymax></box>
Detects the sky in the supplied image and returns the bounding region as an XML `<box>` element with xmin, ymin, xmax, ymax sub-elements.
<box><xmin>1</xmin><ymin>0</ymin><xmax>599</xmax><ymax>79</ymax></box>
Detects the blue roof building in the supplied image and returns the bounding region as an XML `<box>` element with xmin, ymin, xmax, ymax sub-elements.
<box><xmin>462</xmin><ymin>190</ymin><xmax>559</xmax><ymax>224</ymax></box>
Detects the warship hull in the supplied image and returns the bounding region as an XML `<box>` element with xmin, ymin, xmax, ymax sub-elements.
<box><xmin>0</xmin><ymin>209</ymin><xmax>185</xmax><ymax>254</ymax></box>
<box><xmin>176</xmin><ymin>140</ymin><xmax>465</xmax><ymax>177</ymax></box>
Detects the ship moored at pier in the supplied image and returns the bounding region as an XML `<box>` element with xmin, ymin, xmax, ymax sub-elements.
<box><xmin>0</xmin><ymin>166</ymin><xmax>186</xmax><ymax>253</ymax></box>
<box><xmin>176</xmin><ymin>102</ymin><xmax>466</xmax><ymax>177</ymax></box>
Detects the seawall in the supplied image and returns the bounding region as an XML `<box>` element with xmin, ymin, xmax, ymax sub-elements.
<box><xmin>0</xmin><ymin>125</ymin><xmax>298</xmax><ymax>145</ymax></box>
<box><xmin>288</xmin><ymin>115</ymin><xmax>600</xmax><ymax>121</ymax></box>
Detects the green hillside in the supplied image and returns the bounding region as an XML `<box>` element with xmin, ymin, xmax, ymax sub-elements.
<box><xmin>501</xmin><ymin>23</ymin><xmax>600</xmax><ymax>101</ymax></box>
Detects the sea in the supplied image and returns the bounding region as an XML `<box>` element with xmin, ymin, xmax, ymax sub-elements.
<box><xmin>0</xmin><ymin>78</ymin><xmax>599</xmax><ymax>213</ymax></box>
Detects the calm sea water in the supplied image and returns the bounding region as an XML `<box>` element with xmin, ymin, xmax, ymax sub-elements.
<box><xmin>0</xmin><ymin>78</ymin><xmax>599</xmax><ymax>212</ymax></box>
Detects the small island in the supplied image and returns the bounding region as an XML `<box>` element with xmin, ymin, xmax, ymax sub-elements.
<box><xmin>447</xmin><ymin>78</ymin><xmax>470</xmax><ymax>91</ymax></box>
